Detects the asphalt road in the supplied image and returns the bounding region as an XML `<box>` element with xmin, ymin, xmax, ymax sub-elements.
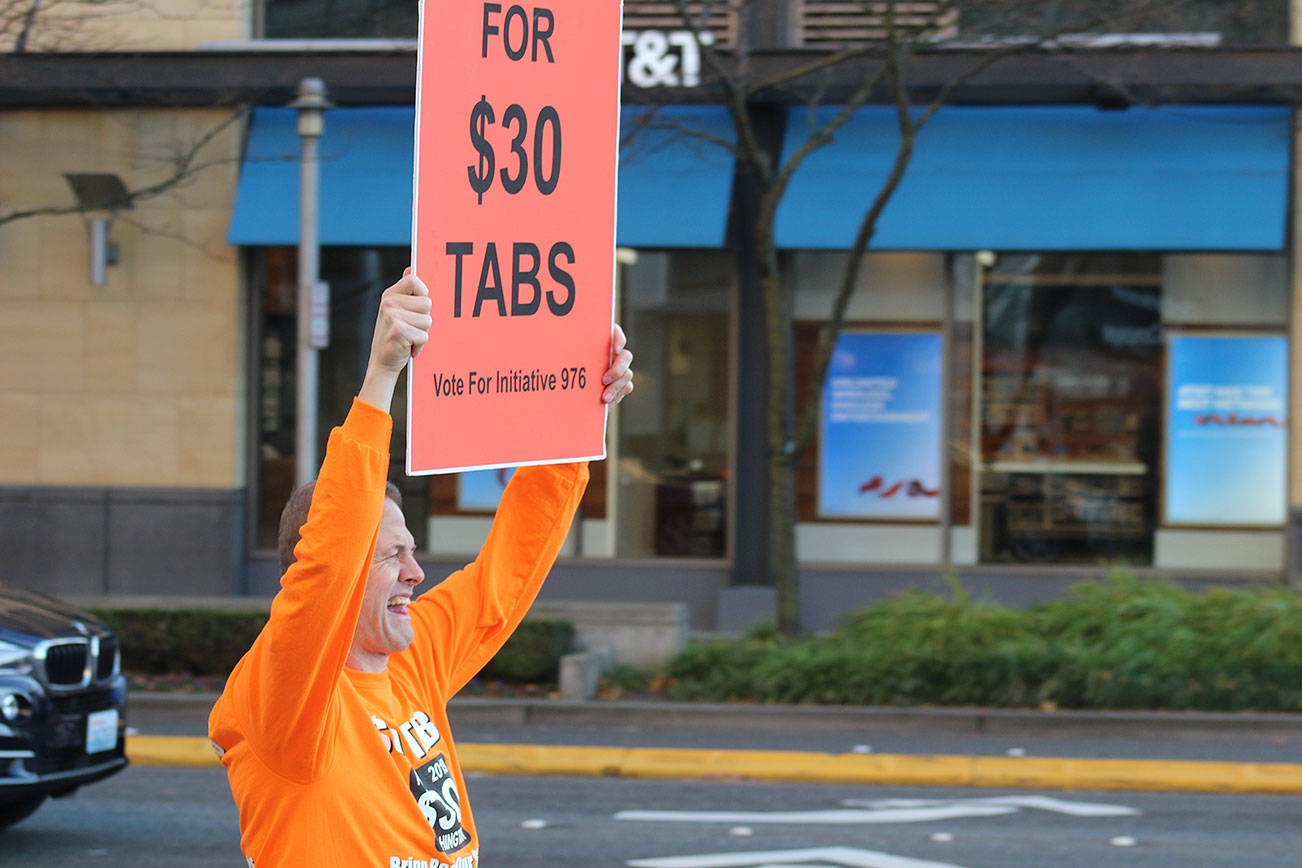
<box><xmin>6</xmin><ymin>696</ymin><xmax>1299</xmax><ymax>867</ymax></box>
<box><xmin>1</xmin><ymin>766</ymin><xmax>239</xmax><ymax>867</ymax></box>
<box><xmin>4</xmin><ymin>766</ymin><xmax>1302</xmax><ymax>867</ymax></box>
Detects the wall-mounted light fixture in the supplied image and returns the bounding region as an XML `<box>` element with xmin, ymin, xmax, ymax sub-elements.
<box><xmin>64</xmin><ymin>173</ymin><xmax>132</xmax><ymax>286</ymax></box>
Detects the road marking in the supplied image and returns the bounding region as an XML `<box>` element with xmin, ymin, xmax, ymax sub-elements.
<box><xmin>626</xmin><ymin>845</ymin><xmax>970</xmax><ymax>868</ymax></box>
<box><xmin>617</xmin><ymin>794</ymin><xmax>1138</xmax><ymax>826</ymax></box>
<box><xmin>841</xmin><ymin>795</ymin><xmax>1141</xmax><ymax>817</ymax></box>
<box><xmin>617</xmin><ymin>805</ymin><xmax>1017</xmax><ymax>824</ymax></box>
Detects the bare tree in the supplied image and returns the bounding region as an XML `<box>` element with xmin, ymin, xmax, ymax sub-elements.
<box><xmin>0</xmin><ymin>0</ymin><xmax>249</xmax><ymax>236</ymax></box>
<box><xmin>639</xmin><ymin>0</ymin><xmax>1276</xmax><ymax>634</ymax></box>
<box><xmin>0</xmin><ymin>108</ymin><xmax>247</xmax><ymax>229</ymax></box>
<box><xmin>3</xmin><ymin>0</ymin><xmax>163</xmax><ymax>52</ymax></box>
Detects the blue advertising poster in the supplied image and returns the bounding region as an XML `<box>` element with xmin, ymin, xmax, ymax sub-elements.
<box><xmin>819</xmin><ymin>331</ymin><xmax>943</xmax><ymax>520</ymax></box>
<box><xmin>458</xmin><ymin>467</ymin><xmax>514</xmax><ymax>512</ymax></box>
<box><xmin>1165</xmin><ymin>335</ymin><xmax>1287</xmax><ymax>525</ymax></box>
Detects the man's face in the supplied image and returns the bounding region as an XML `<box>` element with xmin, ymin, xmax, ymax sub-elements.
<box><xmin>348</xmin><ymin>497</ymin><xmax>424</xmax><ymax>671</ymax></box>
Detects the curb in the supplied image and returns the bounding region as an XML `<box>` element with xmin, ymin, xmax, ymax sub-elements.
<box><xmin>130</xmin><ymin>735</ymin><xmax>221</xmax><ymax>767</ymax></box>
<box><xmin>126</xmin><ymin>736</ymin><xmax>1302</xmax><ymax>795</ymax></box>
<box><xmin>127</xmin><ymin>693</ymin><xmax>1302</xmax><ymax>741</ymax></box>
<box><xmin>446</xmin><ymin>698</ymin><xmax>1302</xmax><ymax>741</ymax></box>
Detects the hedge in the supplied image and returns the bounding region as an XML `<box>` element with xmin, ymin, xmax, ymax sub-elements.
<box><xmin>87</xmin><ymin>608</ymin><xmax>576</xmax><ymax>686</ymax></box>
<box><xmin>91</xmin><ymin>577</ymin><xmax>1302</xmax><ymax>710</ymax></box>
<box><xmin>664</xmin><ymin>577</ymin><xmax>1302</xmax><ymax>712</ymax></box>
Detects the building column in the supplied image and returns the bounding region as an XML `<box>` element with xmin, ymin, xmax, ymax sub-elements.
<box><xmin>730</xmin><ymin>106</ymin><xmax>781</xmax><ymax>587</ymax></box>
<box><xmin>719</xmin><ymin>103</ymin><xmax>788</xmax><ymax>631</ymax></box>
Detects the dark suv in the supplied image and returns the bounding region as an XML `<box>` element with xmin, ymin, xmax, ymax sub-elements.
<box><xmin>0</xmin><ymin>583</ymin><xmax>128</xmax><ymax>830</ymax></box>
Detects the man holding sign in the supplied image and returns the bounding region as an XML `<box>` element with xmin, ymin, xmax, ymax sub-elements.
<box><xmin>209</xmin><ymin>271</ymin><xmax>633</xmax><ymax>867</ymax></box>
<box><xmin>212</xmin><ymin>0</ymin><xmax>628</xmax><ymax>856</ymax></box>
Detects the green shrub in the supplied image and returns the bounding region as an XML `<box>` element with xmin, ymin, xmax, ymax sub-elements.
<box><xmin>88</xmin><ymin>609</ymin><xmax>267</xmax><ymax>676</ymax></box>
<box><xmin>1027</xmin><ymin>577</ymin><xmax>1302</xmax><ymax>710</ymax></box>
<box><xmin>665</xmin><ymin>623</ymin><xmax>786</xmax><ymax>701</ymax></box>
<box><xmin>89</xmin><ymin>608</ymin><xmax>577</xmax><ymax>687</ymax></box>
<box><xmin>476</xmin><ymin>618</ymin><xmax>575</xmax><ymax>684</ymax></box>
<box><xmin>603</xmin><ymin>663</ymin><xmax>651</xmax><ymax>693</ymax></box>
<box><xmin>663</xmin><ymin>577</ymin><xmax>1302</xmax><ymax>712</ymax></box>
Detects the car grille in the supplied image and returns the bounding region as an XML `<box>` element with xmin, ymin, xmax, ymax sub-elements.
<box><xmin>43</xmin><ymin>642</ymin><xmax>89</xmax><ymax>686</ymax></box>
<box><xmin>48</xmin><ymin>688</ymin><xmax>116</xmax><ymax>717</ymax></box>
<box><xmin>28</xmin><ymin>746</ymin><xmax>87</xmax><ymax>775</ymax></box>
<box><xmin>96</xmin><ymin>636</ymin><xmax>118</xmax><ymax>680</ymax></box>
<box><xmin>36</xmin><ymin>637</ymin><xmax>118</xmax><ymax>689</ymax></box>
<box><xmin>27</xmin><ymin>743</ymin><xmax>122</xmax><ymax>776</ymax></box>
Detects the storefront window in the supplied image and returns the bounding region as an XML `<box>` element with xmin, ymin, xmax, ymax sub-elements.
<box><xmin>789</xmin><ymin>252</ymin><xmax>951</xmax><ymax>563</ymax></box>
<box><xmin>262</xmin><ymin>0</ymin><xmax>417</xmax><ymax>38</ymax></box>
<box><xmin>789</xmin><ymin>250</ymin><xmax>1287</xmax><ymax>571</ymax></box>
<box><xmin>252</xmin><ymin>246</ymin><xmax>421</xmax><ymax>550</ymax></box>
<box><xmin>971</xmin><ymin>252</ymin><xmax>1289</xmax><ymax>567</ymax></box>
<box><xmin>976</xmin><ymin>254</ymin><xmax>1161</xmax><ymax>564</ymax></box>
<box><xmin>615</xmin><ymin>250</ymin><xmax>733</xmax><ymax>558</ymax></box>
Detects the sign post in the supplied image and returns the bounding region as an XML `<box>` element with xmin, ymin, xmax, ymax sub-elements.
<box><xmin>408</xmin><ymin>2</ymin><xmax>624</xmax><ymax>475</ymax></box>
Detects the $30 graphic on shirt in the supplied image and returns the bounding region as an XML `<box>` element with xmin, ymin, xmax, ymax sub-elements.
<box><xmin>373</xmin><ymin>710</ymin><xmax>471</xmax><ymax>855</ymax></box>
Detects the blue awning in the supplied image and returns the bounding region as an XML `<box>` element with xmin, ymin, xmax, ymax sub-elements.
<box><xmin>617</xmin><ymin>106</ymin><xmax>736</xmax><ymax>247</ymax></box>
<box><xmin>228</xmin><ymin>106</ymin><xmax>735</xmax><ymax>248</ymax></box>
<box><xmin>228</xmin><ymin>107</ymin><xmax>416</xmax><ymax>246</ymax></box>
<box><xmin>775</xmin><ymin>105</ymin><xmax>1290</xmax><ymax>251</ymax></box>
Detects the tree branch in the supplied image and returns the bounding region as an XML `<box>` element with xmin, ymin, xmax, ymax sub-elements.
<box><xmin>790</xmin><ymin>4</ymin><xmax>1068</xmax><ymax>458</ymax></box>
<box><xmin>669</xmin><ymin>0</ymin><xmax>778</xmax><ymax>185</ymax></box>
<box><xmin>748</xmin><ymin>42</ymin><xmax>877</xmax><ymax>95</ymax></box>
<box><xmin>0</xmin><ymin>108</ymin><xmax>245</xmax><ymax>228</ymax></box>
<box><xmin>620</xmin><ymin>106</ymin><xmax>737</xmax><ymax>157</ymax></box>
<box><xmin>13</xmin><ymin>0</ymin><xmax>41</xmax><ymax>52</ymax></box>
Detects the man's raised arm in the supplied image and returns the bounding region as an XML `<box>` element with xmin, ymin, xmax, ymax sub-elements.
<box><xmin>407</xmin><ymin>323</ymin><xmax>634</xmax><ymax>694</ymax></box>
<box><xmin>358</xmin><ymin>269</ymin><xmax>433</xmax><ymax>411</ymax></box>
<box><xmin>210</xmin><ymin>274</ymin><xmax>431</xmax><ymax>779</ymax></box>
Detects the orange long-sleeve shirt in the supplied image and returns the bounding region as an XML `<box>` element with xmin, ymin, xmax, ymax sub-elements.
<box><xmin>209</xmin><ymin>399</ymin><xmax>588</xmax><ymax>867</ymax></box>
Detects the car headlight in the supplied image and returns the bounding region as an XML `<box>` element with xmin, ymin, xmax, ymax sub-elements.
<box><xmin>0</xmin><ymin>690</ymin><xmax>32</xmax><ymax>722</ymax></box>
<box><xmin>0</xmin><ymin>640</ymin><xmax>34</xmax><ymax>677</ymax></box>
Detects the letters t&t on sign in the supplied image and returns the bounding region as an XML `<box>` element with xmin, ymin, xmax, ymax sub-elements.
<box><xmin>407</xmin><ymin>2</ymin><xmax>624</xmax><ymax>474</ymax></box>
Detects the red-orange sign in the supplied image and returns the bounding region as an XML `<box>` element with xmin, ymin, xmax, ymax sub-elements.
<box><xmin>407</xmin><ymin>1</ymin><xmax>623</xmax><ymax>474</ymax></box>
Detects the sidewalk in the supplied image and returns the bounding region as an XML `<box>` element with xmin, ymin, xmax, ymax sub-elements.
<box><xmin>131</xmin><ymin>692</ymin><xmax>1302</xmax><ymax>739</ymax></box>
<box><xmin>125</xmin><ymin>693</ymin><xmax>1302</xmax><ymax>794</ymax></box>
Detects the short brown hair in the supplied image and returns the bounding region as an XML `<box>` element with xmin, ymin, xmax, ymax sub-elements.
<box><xmin>277</xmin><ymin>480</ymin><xmax>403</xmax><ymax>574</ymax></box>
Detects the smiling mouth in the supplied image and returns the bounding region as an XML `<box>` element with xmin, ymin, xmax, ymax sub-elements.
<box><xmin>387</xmin><ymin>597</ymin><xmax>410</xmax><ymax>614</ymax></box>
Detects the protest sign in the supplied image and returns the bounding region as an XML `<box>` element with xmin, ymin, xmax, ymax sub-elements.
<box><xmin>408</xmin><ymin>1</ymin><xmax>623</xmax><ymax>474</ymax></box>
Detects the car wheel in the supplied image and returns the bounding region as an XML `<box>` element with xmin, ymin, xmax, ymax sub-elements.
<box><xmin>0</xmin><ymin>797</ymin><xmax>46</xmax><ymax>831</ymax></box>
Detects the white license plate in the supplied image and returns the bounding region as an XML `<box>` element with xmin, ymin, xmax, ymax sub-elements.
<box><xmin>86</xmin><ymin>709</ymin><xmax>119</xmax><ymax>754</ymax></box>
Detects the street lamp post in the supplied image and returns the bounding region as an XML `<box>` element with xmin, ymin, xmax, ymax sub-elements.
<box><xmin>290</xmin><ymin>77</ymin><xmax>333</xmax><ymax>486</ymax></box>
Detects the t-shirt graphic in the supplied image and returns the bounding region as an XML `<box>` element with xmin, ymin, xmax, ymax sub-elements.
<box><xmin>410</xmin><ymin>753</ymin><xmax>468</xmax><ymax>854</ymax></box>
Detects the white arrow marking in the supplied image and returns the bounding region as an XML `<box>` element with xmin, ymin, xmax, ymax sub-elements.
<box><xmin>627</xmin><ymin>845</ymin><xmax>971</xmax><ymax>868</ymax></box>
<box><xmin>841</xmin><ymin>795</ymin><xmax>1140</xmax><ymax>818</ymax></box>
<box><xmin>616</xmin><ymin>805</ymin><xmax>1017</xmax><ymax>824</ymax></box>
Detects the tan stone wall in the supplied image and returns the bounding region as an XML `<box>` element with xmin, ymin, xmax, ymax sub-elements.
<box><xmin>0</xmin><ymin>107</ymin><xmax>245</xmax><ymax>488</ymax></box>
<box><xmin>1</xmin><ymin>0</ymin><xmax>248</xmax><ymax>52</ymax></box>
